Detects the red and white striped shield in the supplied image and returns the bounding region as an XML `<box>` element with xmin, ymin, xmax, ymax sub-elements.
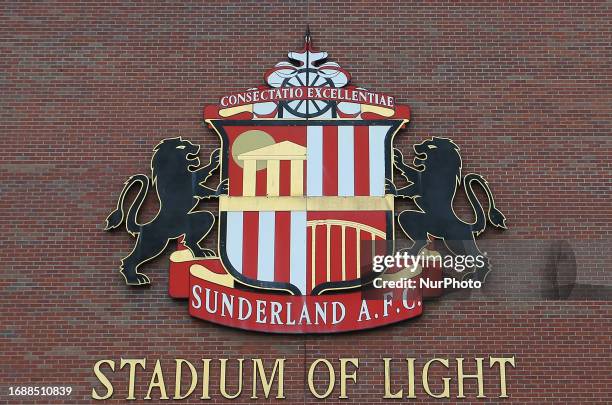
<box><xmin>210</xmin><ymin>120</ymin><xmax>402</xmax><ymax>295</ymax></box>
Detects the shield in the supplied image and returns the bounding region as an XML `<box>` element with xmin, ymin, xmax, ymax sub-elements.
<box><xmin>209</xmin><ymin>119</ymin><xmax>402</xmax><ymax>295</ymax></box>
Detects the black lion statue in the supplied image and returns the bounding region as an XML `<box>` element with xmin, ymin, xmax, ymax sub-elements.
<box><xmin>105</xmin><ymin>137</ymin><xmax>227</xmax><ymax>285</ymax></box>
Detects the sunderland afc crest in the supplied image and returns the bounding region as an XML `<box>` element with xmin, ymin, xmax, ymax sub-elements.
<box><xmin>105</xmin><ymin>31</ymin><xmax>507</xmax><ymax>333</ymax></box>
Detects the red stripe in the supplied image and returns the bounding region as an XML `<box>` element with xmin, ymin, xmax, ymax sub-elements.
<box><xmin>302</xmin><ymin>160</ymin><xmax>307</xmax><ymax>195</ymax></box>
<box><xmin>330</xmin><ymin>226</ymin><xmax>343</xmax><ymax>282</ymax></box>
<box><xmin>279</xmin><ymin>160</ymin><xmax>291</xmax><ymax>196</ymax></box>
<box><xmin>230</xmin><ymin>162</ymin><xmax>243</xmax><ymax>197</ymax></box>
<box><xmin>344</xmin><ymin>227</ymin><xmax>358</xmax><ymax>281</ymax></box>
<box><xmin>354</xmin><ymin>126</ymin><xmax>370</xmax><ymax>196</ymax></box>
<box><xmin>274</xmin><ymin>212</ymin><xmax>291</xmax><ymax>283</ymax></box>
<box><xmin>255</xmin><ymin>168</ymin><xmax>267</xmax><ymax>196</ymax></box>
<box><xmin>359</xmin><ymin>235</ymin><xmax>376</xmax><ymax>280</ymax></box>
<box><xmin>315</xmin><ymin>225</ymin><xmax>328</xmax><ymax>287</ymax></box>
<box><xmin>322</xmin><ymin>126</ymin><xmax>338</xmax><ymax>195</ymax></box>
<box><xmin>242</xmin><ymin>212</ymin><xmax>259</xmax><ymax>279</ymax></box>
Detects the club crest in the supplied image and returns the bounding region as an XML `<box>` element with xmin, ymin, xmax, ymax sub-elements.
<box><xmin>105</xmin><ymin>31</ymin><xmax>506</xmax><ymax>333</ymax></box>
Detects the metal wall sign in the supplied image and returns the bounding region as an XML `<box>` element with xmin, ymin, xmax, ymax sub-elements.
<box><xmin>105</xmin><ymin>31</ymin><xmax>506</xmax><ymax>333</ymax></box>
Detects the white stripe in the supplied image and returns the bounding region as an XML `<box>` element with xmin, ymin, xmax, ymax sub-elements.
<box><xmin>257</xmin><ymin>211</ymin><xmax>275</xmax><ymax>282</ymax></box>
<box><xmin>337</xmin><ymin>126</ymin><xmax>355</xmax><ymax>196</ymax></box>
<box><xmin>307</xmin><ymin>126</ymin><xmax>323</xmax><ymax>196</ymax></box>
<box><xmin>225</xmin><ymin>211</ymin><xmax>244</xmax><ymax>274</ymax></box>
<box><xmin>369</xmin><ymin>126</ymin><xmax>388</xmax><ymax>196</ymax></box>
<box><xmin>290</xmin><ymin>211</ymin><xmax>307</xmax><ymax>295</ymax></box>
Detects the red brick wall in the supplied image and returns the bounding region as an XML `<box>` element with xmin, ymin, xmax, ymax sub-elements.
<box><xmin>1</xmin><ymin>1</ymin><xmax>610</xmax><ymax>403</ymax></box>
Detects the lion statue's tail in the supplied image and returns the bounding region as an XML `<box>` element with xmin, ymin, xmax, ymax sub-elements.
<box><xmin>464</xmin><ymin>173</ymin><xmax>507</xmax><ymax>235</ymax></box>
<box><xmin>104</xmin><ymin>174</ymin><xmax>150</xmax><ymax>236</ymax></box>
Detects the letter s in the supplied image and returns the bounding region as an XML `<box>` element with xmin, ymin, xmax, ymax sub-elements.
<box><xmin>192</xmin><ymin>285</ymin><xmax>202</xmax><ymax>309</ymax></box>
<box><xmin>92</xmin><ymin>359</ymin><xmax>115</xmax><ymax>400</ymax></box>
